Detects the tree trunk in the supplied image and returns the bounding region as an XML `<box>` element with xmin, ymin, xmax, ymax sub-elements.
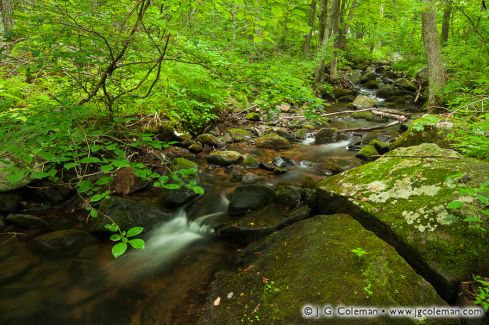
<box><xmin>318</xmin><ymin>0</ymin><xmax>328</xmax><ymax>47</ymax></box>
<box><xmin>329</xmin><ymin>0</ymin><xmax>341</xmax><ymax>81</ymax></box>
<box><xmin>421</xmin><ymin>0</ymin><xmax>446</xmax><ymax>108</ymax></box>
<box><xmin>303</xmin><ymin>0</ymin><xmax>317</xmax><ymax>55</ymax></box>
<box><xmin>441</xmin><ymin>0</ymin><xmax>452</xmax><ymax>46</ymax></box>
<box><xmin>1</xmin><ymin>0</ymin><xmax>14</xmax><ymax>35</ymax></box>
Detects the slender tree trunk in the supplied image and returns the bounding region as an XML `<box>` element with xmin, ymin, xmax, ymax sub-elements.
<box><xmin>303</xmin><ymin>0</ymin><xmax>317</xmax><ymax>55</ymax></box>
<box><xmin>318</xmin><ymin>0</ymin><xmax>328</xmax><ymax>47</ymax></box>
<box><xmin>441</xmin><ymin>0</ymin><xmax>452</xmax><ymax>46</ymax></box>
<box><xmin>421</xmin><ymin>0</ymin><xmax>446</xmax><ymax>108</ymax></box>
<box><xmin>329</xmin><ymin>0</ymin><xmax>341</xmax><ymax>81</ymax></box>
<box><xmin>1</xmin><ymin>0</ymin><xmax>14</xmax><ymax>35</ymax></box>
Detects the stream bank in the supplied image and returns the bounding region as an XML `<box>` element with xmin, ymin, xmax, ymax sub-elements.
<box><xmin>1</xmin><ymin>62</ymin><xmax>486</xmax><ymax>324</ymax></box>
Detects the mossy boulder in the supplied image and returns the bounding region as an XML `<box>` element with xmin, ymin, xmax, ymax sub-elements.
<box><xmin>246</xmin><ymin>113</ymin><xmax>261</xmax><ymax>121</ymax></box>
<box><xmin>394</xmin><ymin>78</ymin><xmax>417</xmax><ymax>92</ymax></box>
<box><xmin>332</xmin><ymin>87</ymin><xmax>356</xmax><ymax>98</ymax></box>
<box><xmin>201</xmin><ymin>214</ymin><xmax>447</xmax><ymax>325</ymax></box>
<box><xmin>364</xmin><ymin>79</ymin><xmax>380</xmax><ymax>89</ymax></box>
<box><xmin>352</xmin><ymin>95</ymin><xmax>377</xmax><ymax>109</ymax></box>
<box><xmin>359</xmin><ymin>71</ymin><xmax>377</xmax><ymax>84</ymax></box>
<box><xmin>91</xmin><ymin>197</ymin><xmax>172</xmax><ymax>232</ymax></box>
<box><xmin>170</xmin><ymin>157</ymin><xmax>198</xmax><ymax>171</ymax></box>
<box><xmin>317</xmin><ymin>143</ymin><xmax>489</xmax><ymax>301</ymax></box>
<box><xmin>356</xmin><ymin>145</ymin><xmax>379</xmax><ymax>160</ymax></box>
<box><xmin>369</xmin><ymin>140</ymin><xmax>390</xmax><ymax>154</ymax></box>
<box><xmin>255</xmin><ymin>133</ymin><xmax>291</xmax><ymax>150</ymax></box>
<box><xmin>226</xmin><ymin>128</ymin><xmax>253</xmax><ymax>142</ymax></box>
<box><xmin>315</xmin><ymin>128</ymin><xmax>348</xmax><ymax>144</ymax></box>
<box><xmin>243</xmin><ymin>156</ymin><xmax>259</xmax><ymax>168</ymax></box>
<box><xmin>228</xmin><ymin>184</ymin><xmax>275</xmax><ymax>215</ymax></box>
<box><xmin>207</xmin><ymin>151</ymin><xmax>244</xmax><ymax>166</ymax></box>
<box><xmin>196</xmin><ymin>133</ymin><xmax>220</xmax><ymax>146</ymax></box>
<box><xmin>390</xmin><ymin>119</ymin><xmax>452</xmax><ymax>150</ymax></box>
<box><xmin>275</xmin><ymin>185</ymin><xmax>301</xmax><ymax>208</ymax></box>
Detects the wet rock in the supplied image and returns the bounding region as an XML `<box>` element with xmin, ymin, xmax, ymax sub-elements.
<box><xmin>315</xmin><ymin>128</ymin><xmax>348</xmax><ymax>144</ymax></box>
<box><xmin>352</xmin><ymin>95</ymin><xmax>377</xmax><ymax>109</ymax></box>
<box><xmin>368</xmin><ymin>139</ymin><xmax>390</xmax><ymax>154</ymax></box>
<box><xmin>91</xmin><ymin>196</ymin><xmax>172</xmax><ymax>232</ymax></box>
<box><xmin>363</xmin><ymin>79</ymin><xmax>380</xmax><ymax>89</ymax></box>
<box><xmin>228</xmin><ymin>184</ymin><xmax>275</xmax><ymax>215</ymax></box>
<box><xmin>243</xmin><ymin>156</ymin><xmax>259</xmax><ymax>168</ymax></box>
<box><xmin>241</xmin><ymin>173</ymin><xmax>263</xmax><ymax>184</ymax></box>
<box><xmin>376</xmin><ymin>85</ymin><xmax>412</xmax><ymax>99</ymax></box>
<box><xmin>196</xmin><ymin>133</ymin><xmax>219</xmax><ymax>146</ymax></box>
<box><xmin>337</xmin><ymin>95</ymin><xmax>355</xmax><ymax>103</ymax></box>
<box><xmin>0</xmin><ymin>191</ymin><xmax>23</xmax><ymax>213</ymax></box>
<box><xmin>384</xmin><ymin>70</ymin><xmax>400</xmax><ymax>79</ymax></box>
<box><xmin>390</xmin><ymin>117</ymin><xmax>452</xmax><ymax>150</ymax></box>
<box><xmin>314</xmin><ymin>160</ymin><xmax>343</xmax><ymax>175</ymax></box>
<box><xmin>273</xmin><ymin>167</ymin><xmax>288</xmax><ymax>175</ymax></box>
<box><xmin>259</xmin><ymin>162</ymin><xmax>275</xmax><ymax>171</ymax></box>
<box><xmin>317</xmin><ymin>143</ymin><xmax>489</xmax><ymax>301</ymax></box>
<box><xmin>275</xmin><ymin>185</ymin><xmax>301</xmax><ymax>208</ymax></box>
<box><xmin>387</xmin><ymin>95</ymin><xmax>414</xmax><ymax>104</ymax></box>
<box><xmin>6</xmin><ymin>214</ymin><xmax>49</xmax><ymax>229</ymax></box>
<box><xmin>202</xmin><ymin>214</ymin><xmax>448</xmax><ymax>324</ymax></box>
<box><xmin>31</xmin><ymin>229</ymin><xmax>95</xmax><ymax>257</ymax></box>
<box><xmin>394</xmin><ymin>78</ymin><xmax>417</xmax><ymax>92</ymax></box>
<box><xmin>300</xmin><ymin>188</ymin><xmax>317</xmax><ymax>208</ymax></box>
<box><xmin>355</xmin><ymin>145</ymin><xmax>379</xmax><ymax>160</ymax></box>
<box><xmin>272</xmin><ymin>127</ymin><xmax>295</xmax><ymax>142</ymax></box>
<box><xmin>272</xmin><ymin>156</ymin><xmax>294</xmax><ymax>168</ymax></box>
<box><xmin>227</xmin><ymin>128</ymin><xmax>253</xmax><ymax>142</ymax></box>
<box><xmin>207</xmin><ymin>151</ymin><xmax>244</xmax><ymax>166</ymax></box>
<box><xmin>255</xmin><ymin>133</ymin><xmax>291</xmax><ymax>150</ymax></box>
<box><xmin>359</xmin><ymin>71</ymin><xmax>377</xmax><ymax>84</ymax></box>
<box><xmin>222</xmin><ymin>132</ymin><xmax>233</xmax><ymax>144</ymax></box>
<box><xmin>111</xmin><ymin>168</ymin><xmax>148</xmax><ymax>196</ymax></box>
<box><xmin>245</xmin><ymin>112</ymin><xmax>261</xmax><ymax>121</ymax></box>
<box><xmin>332</xmin><ymin>87</ymin><xmax>356</xmax><ymax>98</ymax></box>
<box><xmin>188</xmin><ymin>142</ymin><xmax>203</xmax><ymax>153</ymax></box>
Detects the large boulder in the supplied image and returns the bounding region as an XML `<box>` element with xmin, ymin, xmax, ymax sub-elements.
<box><xmin>352</xmin><ymin>95</ymin><xmax>377</xmax><ymax>109</ymax></box>
<box><xmin>201</xmin><ymin>214</ymin><xmax>448</xmax><ymax>325</ymax></box>
<box><xmin>228</xmin><ymin>184</ymin><xmax>275</xmax><ymax>215</ymax></box>
<box><xmin>207</xmin><ymin>151</ymin><xmax>244</xmax><ymax>166</ymax></box>
<box><xmin>317</xmin><ymin>143</ymin><xmax>489</xmax><ymax>302</ymax></box>
<box><xmin>6</xmin><ymin>214</ymin><xmax>49</xmax><ymax>229</ymax></box>
<box><xmin>390</xmin><ymin>117</ymin><xmax>452</xmax><ymax>150</ymax></box>
<box><xmin>90</xmin><ymin>196</ymin><xmax>172</xmax><ymax>232</ymax></box>
<box><xmin>255</xmin><ymin>133</ymin><xmax>291</xmax><ymax>150</ymax></box>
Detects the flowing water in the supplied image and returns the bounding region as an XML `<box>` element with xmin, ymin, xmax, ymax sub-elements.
<box><xmin>0</xmin><ymin>81</ymin><xmax>407</xmax><ymax>324</ymax></box>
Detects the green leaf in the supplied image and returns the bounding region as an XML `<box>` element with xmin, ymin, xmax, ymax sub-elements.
<box><xmin>129</xmin><ymin>239</ymin><xmax>145</xmax><ymax>249</ymax></box>
<box><xmin>477</xmin><ymin>194</ymin><xmax>488</xmax><ymax>205</ymax></box>
<box><xmin>464</xmin><ymin>216</ymin><xmax>482</xmax><ymax>223</ymax></box>
<box><xmin>7</xmin><ymin>170</ymin><xmax>28</xmax><ymax>184</ymax></box>
<box><xmin>64</xmin><ymin>162</ymin><xmax>78</xmax><ymax>170</ymax></box>
<box><xmin>112</xmin><ymin>242</ymin><xmax>127</xmax><ymax>258</ymax></box>
<box><xmin>191</xmin><ymin>185</ymin><xmax>205</xmax><ymax>195</ymax></box>
<box><xmin>89</xmin><ymin>209</ymin><xmax>99</xmax><ymax>218</ymax></box>
<box><xmin>77</xmin><ymin>179</ymin><xmax>92</xmax><ymax>193</ymax></box>
<box><xmin>105</xmin><ymin>223</ymin><xmax>119</xmax><ymax>232</ymax></box>
<box><xmin>30</xmin><ymin>171</ymin><xmax>50</xmax><ymax>179</ymax></box>
<box><xmin>112</xmin><ymin>159</ymin><xmax>131</xmax><ymax>168</ymax></box>
<box><xmin>179</xmin><ymin>168</ymin><xmax>196</xmax><ymax>175</ymax></box>
<box><xmin>127</xmin><ymin>226</ymin><xmax>144</xmax><ymax>237</ymax></box>
<box><xmin>110</xmin><ymin>234</ymin><xmax>122</xmax><ymax>241</ymax></box>
<box><xmin>163</xmin><ymin>183</ymin><xmax>181</xmax><ymax>190</ymax></box>
<box><xmin>90</xmin><ymin>191</ymin><xmax>111</xmax><ymax>202</ymax></box>
<box><xmin>95</xmin><ymin>176</ymin><xmax>113</xmax><ymax>186</ymax></box>
<box><xmin>447</xmin><ymin>200</ymin><xmax>464</xmax><ymax>209</ymax></box>
<box><xmin>80</xmin><ymin>157</ymin><xmax>102</xmax><ymax>164</ymax></box>
<box><xmin>101</xmin><ymin>164</ymin><xmax>114</xmax><ymax>173</ymax></box>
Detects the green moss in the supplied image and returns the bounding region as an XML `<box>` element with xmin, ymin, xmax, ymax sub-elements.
<box><xmin>202</xmin><ymin>214</ymin><xmax>446</xmax><ymax>324</ymax></box>
<box><xmin>243</xmin><ymin>156</ymin><xmax>259</xmax><ymax>168</ymax></box>
<box><xmin>317</xmin><ymin>144</ymin><xmax>489</xmax><ymax>294</ymax></box>
<box><xmin>368</xmin><ymin>140</ymin><xmax>390</xmax><ymax>154</ymax></box>
<box><xmin>227</xmin><ymin>128</ymin><xmax>253</xmax><ymax>142</ymax></box>
<box><xmin>196</xmin><ymin>133</ymin><xmax>219</xmax><ymax>146</ymax></box>
<box><xmin>255</xmin><ymin>133</ymin><xmax>291</xmax><ymax>150</ymax></box>
<box><xmin>246</xmin><ymin>112</ymin><xmax>261</xmax><ymax>121</ymax></box>
<box><xmin>356</xmin><ymin>145</ymin><xmax>379</xmax><ymax>160</ymax></box>
<box><xmin>170</xmin><ymin>157</ymin><xmax>198</xmax><ymax>171</ymax></box>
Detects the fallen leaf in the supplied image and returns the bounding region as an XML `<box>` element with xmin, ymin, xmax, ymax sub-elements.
<box><xmin>213</xmin><ymin>297</ymin><xmax>221</xmax><ymax>306</ymax></box>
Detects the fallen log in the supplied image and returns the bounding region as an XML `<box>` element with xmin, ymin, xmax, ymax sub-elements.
<box><xmin>336</xmin><ymin>120</ymin><xmax>402</xmax><ymax>133</ymax></box>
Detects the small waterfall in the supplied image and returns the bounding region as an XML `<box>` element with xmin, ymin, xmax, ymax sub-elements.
<box><xmin>320</xmin><ymin>139</ymin><xmax>351</xmax><ymax>152</ymax></box>
<box><xmin>302</xmin><ymin>133</ymin><xmax>316</xmax><ymax>145</ymax></box>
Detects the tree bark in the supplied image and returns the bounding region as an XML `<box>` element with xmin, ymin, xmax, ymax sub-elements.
<box><xmin>1</xmin><ymin>0</ymin><xmax>14</xmax><ymax>35</ymax></box>
<box><xmin>318</xmin><ymin>0</ymin><xmax>328</xmax><ymax>47</ymax></box>
<box><xmin>303</xmin><ymin>0</ymin><xmax>317</xmax><ymax>55</ymax></box>
<box><xmin>329</xmin><ymin>0</ymin><xmax>341</xmax><ymax>81</ymax></box>
<box><xmin>421</xmin><ymin>0</ymin><xmax>446</xmax><ymax>108</ymax></box>
<box><xmin>441</xmin><ymin>0</ymin><xmax>452</xmax><ymax>46</ymax></box>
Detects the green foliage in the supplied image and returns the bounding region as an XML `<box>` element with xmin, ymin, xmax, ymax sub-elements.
<box><xmin>106</xmin><ymin>224</ymin><xmax>145</xmax><ymax>258</ymax></box>
<box><xmin>474</xmin><ymin>276</ymin><xmax>489</xmax><ymax>312</ymax></box>
<box><xmin>447</xmin><ymin>111</ymin><xmax>489</xmax><ymax>160</ymax></box>
<box><xmin>410</xmin><ymin>115</ymin><xmax>441</xmax><ymax>132</ymax></box>
<box><xmin>446</xmin><ymin>180</ymin><xmax>489</xmax><ymax>233</ymax></box>
<box><xmin>351</xmin><ymin>247</ymin><xmax>367</xmax><ymax>258</ymax></box>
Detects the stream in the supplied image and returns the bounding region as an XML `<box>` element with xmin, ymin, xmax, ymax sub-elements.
<box><xmin>0</xmin><ymin>71</ymin><xmax>416</xmax><ymax>324</ymax></box>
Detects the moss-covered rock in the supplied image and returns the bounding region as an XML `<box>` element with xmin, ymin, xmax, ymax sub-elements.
<box><xmin>170</xmin><ymin>157</ymin><xmax>198</xmax><ymax>171</ymax></box>
<box><xmin>207</xmin><ymin>151</ymin><xmax>244</xmax><ymax>166</ymax></box>
<box><xmin>227</xmin><ymin>128</ymin><xmax>253</xmax><ymax>142</ymax></box>
<box><xmin>255</xmin><ymin>133</ymin><xmax>291</xmax><ymax>150</ymax></box>
<box><xmin>332</xmin><ymin>87</ymin><xmax>356</xmax><ymax>98</ymax></box>
<box><xmin>368</xmin><ymin>140</ymin><xmax>390</xmax><ymax>154</ymax></box>
<box><xmin>364</xmin><ymin>79</ymin><xmax>380</xmax><ymax>89</ymax></box>
<box><xmin>246</xmin><ymin>113</ymin><xmax>261</xmax><ymax>121</ymax></box>
<box><xmin>356</xmin><ymin>145</ymin><xmax>379</xmax><ymax>160</ymax></box>
<box><xmin>188</xmin><ymin>142</ymin><xmax>203</xmax><ymax>153</ymax></box>
<box><xmin>201</xmin><ymin>214</ymin><xmax>447</xmax><ymax>325</ymax></box>
<box><xmin>390</xmin><ymin>119</ymin><xmax>452</xmax><ymax>150</ymax></box>
<box><xmin>352</xmin><ymin>95</ymin><xmax>377</xmax><ymax>109</ymax></box>
<box><xmin>196</xmin><ymin>133</ymin><xmax>220</xmax><ymax>146</ymax></box>
<box><xmin>317</xmin><ymin>143</ymin><xmax>489</xmax><ymax>301</ymax></box>
<box><xmin>228</xmin><ymin>184</ymin><xmax>275</xmax><ymax>215</ymax></box>
<box><xmin>394</xmin><ymin>78</ymin><xmax>416</xmax><ymax>92</ymax></box>
<box><xmin>275</xmin><ymin>185</ymin><xmax>301</xmax><ymax>207</ymax></box>
<box><xmin>243</xmin><ymin>156</ymin><xmax>259</xmax><ymax>168</ymax></box>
